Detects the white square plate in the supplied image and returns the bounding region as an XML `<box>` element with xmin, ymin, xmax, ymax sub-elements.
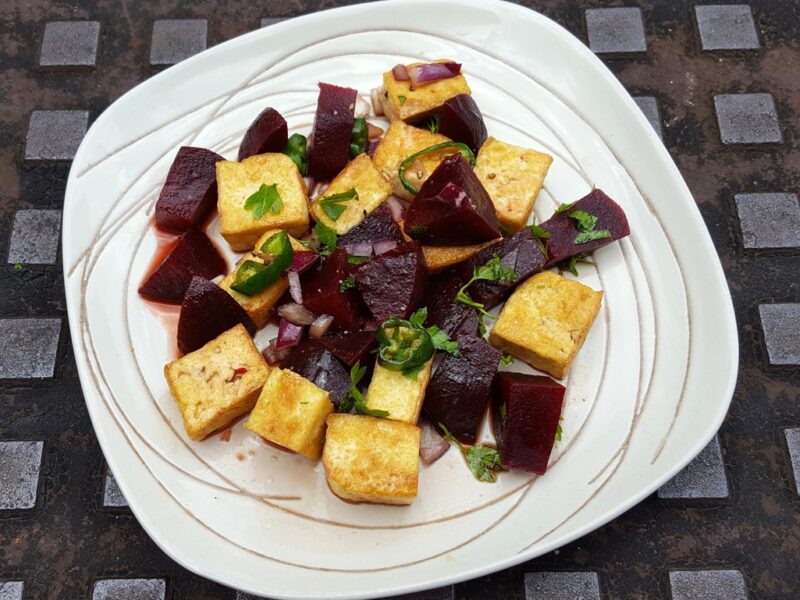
<box><xmin>62</xmin><ymin>1</ymin><xmax>738</xmax><ymax>597</ymax></box>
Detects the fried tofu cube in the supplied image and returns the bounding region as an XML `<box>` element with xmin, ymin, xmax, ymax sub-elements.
<box><xmin>244</xmin><ymin>368</ymin><xmax>334</xmax><ymax>460</ymax></box>
<box><xmin>372</xmin><ymin>120</ymin><xmax>457</xmax><ymax>201</ymax></box>
<box><xmin>220</xmin><ymin>229</ymin><xmax>308</xmax><ymax>328</ymax></box>
<box><xmin>378</xmin><ymin>59</ymin><xmax>471</xmax><ymax>123</ymax></box>
<box><xmin>365</xmin><ymin>358</ymin><xmax>433</xmax><ymax>424</ymax></box>
<box><xmin>475</xmin><ymin>137</ymin><xmax>553</xmax><ymax>232</ymax></box>
<box><xmin>164</xmin><ymin>324</ymin><xmax>270</xmax><ymax>441</ymax></box>
<box><xmin>310</xmin><ymin>154</ymin><xmax>392</xmax><ymax>234</ymax></box>
<box><xmin>217</xmin><ymin>153</ymin><xmax>309</xmax><ymax>251</ymax></box>
<box><xmin>422</xmin><ymin>239</ymin><xmax>500</xmax><ymax>272</ymax></box>
<box><xmin>323</xmin><ymin>414</ymin><xmax>420</xmax><ymax>505</ymax></box>
<box><xmin>489</xmin><ymin>271</ymin><xmax>602</xmax><ymax>379</ymax></box>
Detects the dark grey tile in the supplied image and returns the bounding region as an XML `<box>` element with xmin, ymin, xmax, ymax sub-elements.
<box><xmin>785</xmin><ymin>428</ymin><xmax>800</xmax><ymax>494</ymax></box>
<box><xmin>695</xmin><ymin>5</ymin><xmax>759</xmax><ymax>50</ymax></box>
<box><xmin>93</xmin><ymin>578</ymin><xmax>166</xmax><ymax>600</ymax></box>
<box><xmin>103</xmin><ymin>471</ymin><xmax>128</xmax><ymax>508</ymax></box>
<box><xmin>759</xmin><ymin>304</ymin><xmax>800</xmax><ymax>365</ymax></box>
<box><xmin>585</xmin><ymin>8</ymin><xmax>647</xmax><ymax>53</ymax></box>
<box><xmin>260</xmin><ymin>18</ymin><xmax>286</xmax><ymax>28</ymax></box>
<box><xmin>0</xmin><ymin>582</ymin><xmax>24</xmax><ymax>600</ymax></box>
<box><xmin>669</xmin><ymin>569</ymin><xmax>747</xmax><ymax>600</ymax></box>
<box><xmin>7</xmin><ymin>209</ymin><xmax>61</xmax><ymax>265</ymax></box>
<box><xmin>734</xmin><ymin>193</ymin><xmax>800</xmax><ymax>249</ymax></box>
<box><xmin>524</xmin><ymin>572</ymin><xmax>601</xmax><ymax>599</ymax></box>
<box><xmin>0</xmin><ymin>318</ymin><xmax>61</xmax><ymax>379</ymax></box>
<box><xmin>658</xmin><ymin>435</ymin><xmax>729</xmax><ymax>499</ymax></box>
<box><xmin>0</xmin><ymin>442</ymin><xmax>44</xmax><ymax>510</ymax></box>
<box><xmin>24</xmin><ymin>110</ymin><xmax>88</xmax><ymax>160</ymax></box>
<box><xmin>150</xmin><ymin>19</ymin><xmax>207</xmax><ymax>65</ymax></box>
<box><xmin>633</xmin><ymin>96</ymin><xmax>663</xmax><ymax>139</ymax></box>
<box><xmin>39</xmin><ymin>21</ymin><xmax>100</xmax><ymax>66</ymax></box>
<box><xmin>714</xmin><ymin>93</ymin><xmax>782</xmax><ymax>144</ymax></box>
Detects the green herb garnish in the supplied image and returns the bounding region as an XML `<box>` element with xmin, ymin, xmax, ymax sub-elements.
<box><xmin>568</xmin><ymin>209</ymin><xmax>611</xmax><ymax>245</ymax></box>
<box><xmin>340</xmin><ymin>276</ymin><xmax>356</xmax><ymax>292</ymax></box>
<box><xmin>555</xmin><ymin>417</ymin><xmax>564</xmax><ymax>442</ymax></box>
<box><xmin>349</xmin><ymin>118</ymin><xmax>368</xmax><ymax>158</ymax></box>
<box><xmin>477</xmin><ymin>314</ymin><xmax>488</xmax><ymax>337</ymax></box>
<box><xmin>282</xmin><ymin>133</ymin><xmax>308</xmax><ymax>175</ymax></box>
<box><xmin>13</xmin><ymin>263</ymin><xmax>22</xmax><ymax>271</ymax></box>
<box><xmin>554</xmin><ymin>200</ymin><xmax>578</xmax><ymax>214</ymax></box>
<box><xmin>409</xmin><ymin>307</ymin><xmax>459</xmax><ymax>356</ymax></box>
<box><xmin>440</xmin><ymin>424</ymin><xmax>505</xmax><ymax>483</ymax></box>
<box><xmin>500</xmin><ymin>352</ymin><xmax>514</xmax><ymax>366</ymax></box>
<box><xmin>398</xmin><ymin>141</ymin><xmax>476</xmax><ymax>195</ymax></box>
<box><xmin>421</xmin><ymin>114</ymin><xmax>440</xmax><ymax>134</ymax></box>
<box><xmin>347</xmin><ymin>255</ymin><xmax>370</xmax><ymax>265</ymax></box>
<box><xmin>314</xmin><ymin>221</ymin><xmax>338</xmax><ymax>257</ymax></box>
<box><xmin>338</xmin><ymin>361</ymin><xmax>389</xmax><ymax>417</ymax></box>
<box><xmin>244</xmin><ymin>183</ymin><xmax>283</xmax><ymax>219</ymax></box>
<box><xmin>319</xmin><ymin>188</ymin><xmax>358</xmax><ymax>222</ymax></box>
<box><xmin>398</xmin><ymin>95</ymin><xmax>407</xmax><ymax>105</ymax></box>
<box><xmin>454</xmin><ymin>256</ymin><xmax>517</xmax><ymax>317</ymax></box>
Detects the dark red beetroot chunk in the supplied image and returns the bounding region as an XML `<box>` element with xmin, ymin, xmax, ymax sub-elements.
<box><xmin>139</xmin><ymin>227</ymin><xmax>227</xmax><ymax>304</ymax></box>
<box><xmin>155</xmin><ymin>146</ymin><xmax>224</xmax><ymax>233</ymax></box>
<box><xmin>437</xmin><ymin>94</ymin><xmax>488</xmax><ymax>154</ymax></box>
<box><xmin>237</xmin><ymin>107</ymin><xmax>288</xmax><ymax>161</ymax></box>
<box><xmin>302</xmin><ymin>249</ymin><xmax>364</xmax><ymax>332</ymax></box>
<box><xmin>318</xmin><ymin>330</ymin><xmax>377</xmax><ymax>368</ymax></box>
<box><xmin>281</xmin><ymin>339</ymin><xmax>351</xmax><ymax>405</ymax></box>
<box><xmin>540</xmin><ymin>189</ymin><xmax>630</xmax><ymax>269</ymax></box>
<box><xmin>177</xmin><ymin>277</ymin><xmax>256</xmax><ymax>354</ymax></box>
<box><xmin>337</xmin><ymin>205</ymin><xmax>404</xmax><ymax>247</ymax></box>
<box><xmin>424</xmin><ymin>270</ymin><xmax>479</xmax><ymax>338</ymax></box>
<box><xmin>307</xmin><ymin>83</ymin><xmax>357</xmax><ymax>180</ymax></box>
<box><xmin>403</xmin><ymin>154</ymin><xmax>500</xmax><ymax>245</ymax></box>
<box><xmin>491</xmin><ymin>373</ymin><xmax>565</xmax><ymax>474</ymax></box>
<box><xmin>352</xmin><ymin>241</ymin><xmax>427</xmax><ymax>322</ymax></box>
<box><xmin>423</xmin><ymin>336</ymin><xmax>501</xmax><ymax>443</ymax></box>
<box><xmin>456</xmin><ymin>228</ymin><xmax>546</xmax><ymax>310</ymax></box>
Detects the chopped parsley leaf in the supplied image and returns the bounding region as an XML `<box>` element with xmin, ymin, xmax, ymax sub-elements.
<box><xmin>440</xmin><ymin>423</ymin><xmax>505</xmax><ymax>483</ymax></box>
<box><xmin>244</xmin><ymin>183</ymin><xmax>283</xmax><ymax>219</ymax></box>
<box><xmin>340</xmin><ymin>276</ymin><xmax>356</xmax><ymax>292</ymax></box>
<box><xmin>500</xmin><ymin>352</ymin><xmax>514</xmax><ymax>366</ymax></box>
<box><xmin>319</xmin><ymin>188</ymin><xmax>358</xmax><ymax>221</ymax></box>
<box><xmin>314</xmin><ymin>221</ymin><xmax>337</xmax><ymax>257</ymax></box>
<box><xmin>455</xmin><ymin>256</ymin><xmax>517</xmax><ymax>317</ymax></box>
<box><xmin>568</xmin><ymin>209</ymin><xmax>611</xmax><ymax>245</ymax></box>
<box><xmin>338</xmin><ymin>361</ymin><xmax>389</xmax><ymax>417</ymax></box>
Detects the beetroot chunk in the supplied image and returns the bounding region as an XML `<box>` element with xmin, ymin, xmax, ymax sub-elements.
<box><xmin>155</xmin><ymin>146</ymin><xmax>224</xmax><ymax>233</ymax></box>
<box><xmin>423</xmin><ymin>335</ymin><xmax>501</xmax><ymax>443</ymax></box>
<box><xmin>302</xmin><ymin>249</ymin><xmax>364</xmax><ymax>332</ymax></box>
<box><xmin>491</xmin><ymin>373</ymin><xmax>565</xmax><ymax>474</ymax></box>
<box><xmin>307</xmin><ymin>83</ymin><xmax>357</xmax><ymax>180</ymax></box>
<box><xmin>337</xmin><ymin>204</ymin><xmax>405</xmax><ymax>247</ymax></box>
<box><xmin>139</xmin><ymin>227</ymin><xmax>227</xmax><ymax>304</ymax></box>
<box><xmin>177</xmin><ymin>277</ymin><xmax>256</xmax><ymax>354</ymax></box>
<box><xmin>540</xmin><ymin>189</ymin><xmax>630</xmax><ymax>269</ymax></box>
<box><xmin>424</xmin><ymin>270</ymin><xmax>479</xmax><ymax>338</ymax></box>
<box><xmin>237</xmin><ymin>107</ymin><xmax>288</xmax><ymax>161</ymax></box>
<box><xmin>353</xmin><ymin>241</ymin><xmax>427</xmax><ymax>322</ymax></box>
<box><xmin>318</xmin><ymin>330</ymin><xmax>377</xmax><ymax>368</ymax></box>
<box><xmin>281</xmin><ymin>339</ymin><xmax>351</xmax><ymax>405</ymax></box>
<box><xmin>438</xmin><ymin>94</ymin><xmax>488</xmax><ymax>153</ymax></box>
<box><xmin>403</xmin><ymin>154</ymin><xmax>500</xmax><ymax>245</ymax></box>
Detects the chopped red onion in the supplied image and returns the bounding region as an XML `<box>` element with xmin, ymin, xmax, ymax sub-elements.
<box><xmin>303</xmin><ymin>177</ymin><xmax>315</xmax><ymax>191</ymax></box>
<box><xmin>419</xmin><ymin>421</ymin><xmax>450</xmax><ymax>465</ymax></box>
<box><xmin>341</xmin><ymin>242</ymin><xmax>373</xmax><ymax>257</ymax></box>
<box><xmin>408</xmin><ymin>62</ymin><xmax>461</xmax><ymax>90</ymax></box>
<box><xmin>290</xmin><ymin>251</ymin><xmax>318</xmax><ymax>274</ymax></box>
<box><xmin>263</xmin><ymin>338</ymin><xmax>289</xmax><ymax>365</ymax></box>
<box><xmin>366</xmin><ymin>138</ymin><xmax>380</xmax><ymax>158</ymax></box>
<box><xmin>385</xmin><ymin>195</ymin><xmax>406</xmax><ymax>222</ymax></box>
<box><xmin>370</xmin><ymin>88</ymin><xmax>384</xmax><ymax>116</ymax></box>
<box><xmin>277</xmin><ymin>302</ymin><xmax>316</xmax><ymax>325</ymax></box>
<box><xmin>373</xmin><ymin>240</ymin><xmax>398</xmax><ymax>255</ymax></box>
<box><xmin>287</xmin><ymin>270</ymin><xmax>303</xmax><ymax>304</ymax></box>
<box><xmin>309</xmin><ymin>314</ymin><xmax>335</xmax><ymax>339</ymax></box>
<box><xmin>392</xmin><ymin>64</ymin><xmax>410</xmax><ymax>81</ymax></box>
<box><xmin>355</xmin><ymin>96</ymin><xmax>371</xmax><ymax>118</ymax></box>
<box><xmin>311</xmin><ymin>181</ymin><xmax>329</xmax><ymax>200</ymax></box>
<box><xmin>275</xmin><ymin>319</ymin><xmax>304</xmax><ymax>349</ymax></box>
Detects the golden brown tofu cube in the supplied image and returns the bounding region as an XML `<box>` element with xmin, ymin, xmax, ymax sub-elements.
<box><xmin>164</xmin><ymin>324</ymin><xmax>270</xmax><ymax>441</ymax></box>
<box><xmin>422</xmin><ymin>239</ymin><xmax>500</xmax><ymax>272</ymax></box>
<box><xmin>489</xmin><ymin>271</ymin><xmax>602</xmax><ymax>379</ymax></box>
<box><xmin>365</xmin><ymin>358</ymin><xmax>433</xmax><ymax>424</ymax></box>
<box><xmin>217</xmin><ymin>153</ymin><xmax>309</xmax><ymax>251</ymax></box>
<box><xmin>372</xmin><ymin>120</ymin><xmax>457</xmax><ymax>201</ymax></box>
<box><xmin>475</xmin><ymin>137</ymin><xmax>553</xmax><ymax>232</ymax></box>
<box><xmin>310</xmin><ymin>154</ymin><xmax>392</xmax><ymax>234</ymax></box>
<box><xmin>323</xmin><ymin>414</ymin><xmax>420</xmax><ymax>505</ymax></box>
<box><xmin>244</xmin><ymin>368</ymin><xmax>334</xmax><ymax>460</ymax></box>
<box><xmin>379</xmin><ymin>59</ymin><xmax>471</xmax><ymax>123</ymax></box>
<box><xmin>219</xmin><ymin>229</ymin><xmax>308</xmax><ymax>328</ymax></box>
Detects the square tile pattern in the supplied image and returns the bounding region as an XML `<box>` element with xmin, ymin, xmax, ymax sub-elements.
<box><xmin>7</xmin><ymin>209</ymin><xmax>62</xmax><ymax>265</ymax></box>
<box><xmin>658</xmin><ymin>435</ymin><xmax>729</xmax><ymax>499</ymax></box>
<box><xmin>150</xmin><ymin>19</ymin><xmax>207</xmax><ymax>65</ymax></box>
<box><xmin>633</xmin><ymin>96</ymin><xmax>664</xmax><ymax>139</ymax></box>
<box><xmin>93</xmin><ymin>578</ymin><xmax>166</xmax><ymax>600</ymax></box>
<box><xmin>714</xmin><ymin>93</ymin><xmax>782</xmax><ymax>144</ymax></box>
<box><xmin>0</xmin><ymin>441</ymin><xmax>44</xmax><ymax>510</ymax></box>
<box><xmin>103</xmin><ymin>471</ymin><xmax>128</xmax><ymax>507</ymax></box>
<box><xmin>734</xmin><ymin>193</ymin><xmax>800</xmax><ymax>249</ymax></box>
<box><xmin>785</xmin><ymin>429</ymin><xmax>800</xmax><ymax>494</ymax></box>
<box><xmin>0</xmin><ymin>318</ymin><xmax>61</xmax><ymax>379</ymax></box>
<box><xmin>25</xmin><ymin>110</ymin><xmax>88</xmax><ymax>160</ymax></box>
<box><xmin>695</xmin><ymin>5</ymin><xmax>759</xmax><ymax>50</ymax></box>
<box><xmin>525</xmin><ymin>572</ymin><xmax>601</xmax><ymax>599</ymax></box>
<box><xmin>585</xmin><ymin>8</ymin><xmax>647</xmax><ymax>53</ymax></box>
<box><xmin>0</xmin><ymin>582</ymin><xmax>24</xmax><ymax>600</ymax></box>
<box><xmin>758</xmin><ymin>304</ymin><xmax>800</xmax><ymax>365</ymax></box>
<box><xmin>669</xmin><ymin>569</ymin><xmax>748</xmax><ymax>600</ymax></box>
<box><xmin>40</xmin><ymin>21</ymin><xmax>100</xmax><ymax>66</ymax></box>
